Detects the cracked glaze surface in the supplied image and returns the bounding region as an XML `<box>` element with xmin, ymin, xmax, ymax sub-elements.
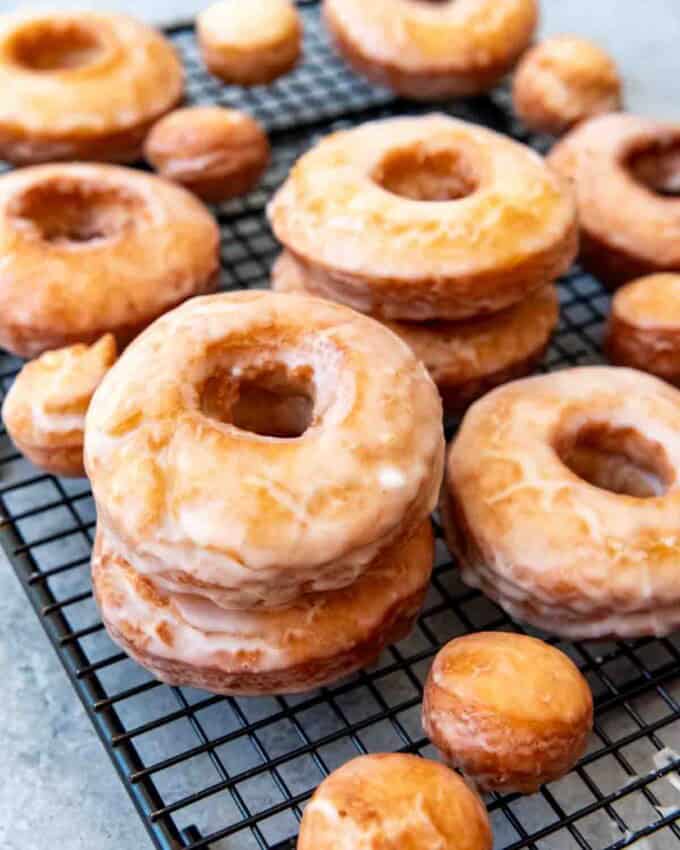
<box><xmin>298</xmin><ymin>753</ymin><xmax>492</xmax><ymax>850</ymax></box>
<box><xmin>442</xmin><ymin>366</ymin><xmax>680</xmax><ymax>638</ymax></box>
<box><xmin>85</xmin><ymin>291</ymin><xmax>444</xmax><ymax>609</ymax></box>
<box><xmin>268</xmin><ymin>114</ymin><xmax>577</xmax><ymax>320</ymax></box>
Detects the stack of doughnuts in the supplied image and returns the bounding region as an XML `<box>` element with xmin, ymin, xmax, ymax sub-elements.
<box><xmin>85</xmin><ymin>291</ymin><xmax>445</xmax><ymax>695</ymax></box>
<box><xmin>269</xmin><ymin>113</ymin><xmax>578</xmax><ymax>412</ymax></box>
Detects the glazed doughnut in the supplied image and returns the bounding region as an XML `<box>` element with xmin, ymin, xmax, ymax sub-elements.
<box><xmin>299</xmin><ymin>753</ymin><xmax>492</xmax><ymax>850</ymax></box>
<box><xmin>85</xmin><ymin>291</ymin><xmax>444</xmax><ymax>610</ymax></box>
<box><xmin>548</xmin><ymin>114</ymin><xmax>680</xmax><ymax>289</ymax></box>
<box><xmin>198</xmin><ymin>0</ymin><xmax>302</xmax><ymax>86</ymax></box>
<box><xmin>606</xmin><ymin>274</ymin><xmax>680</xmax><ymax>384</ymax></box>
<box><xmin>422</xmin><ymin>632</ymin><xmax>593</xmax><ymax>794</ymax></box>
<box><xmin>0</xmin><ymin>163</ymin><xmax>220</xmax><ymax>359</ymax></box>
<box><xmin>272</xmin><ymin>251</ymin><xmax>558</xmax><ymax>413</ymax></box>
<box><xmin>323</xmin><ymin>0</ymin><xmax>537</xmax><ymax>100</ymax></box>
<box><xmin>144</xmin><ymin>107</ymin><xmax>270</xmax><ymax>203</ymax></box>
<box><xmin>0</xmin><ymin>11</ymin><xmax>183</xmax><ymax>165</ymax></box>
<box><xmin>513</xmin><ymin>36</ymin><xmax>622</xmax><ymax>136</ymax></box>
<box><xmin>268</xmin><ymin>114</ymin><xmax>577</xmax><ymax>321</ymax></box>
<box><xmin>2</xmin><ymin>335</ymin><xmax>116</xmax><ymax>477</ymax></box>
<box><xmin>442</xmin><ymin>366</ymin><xmax>680</xmax><ymax>639</ymax></box>
<box><xmin>93</xmin><ymin>521</ymin><xmax>433</xmax><ymax>695</ymax></box>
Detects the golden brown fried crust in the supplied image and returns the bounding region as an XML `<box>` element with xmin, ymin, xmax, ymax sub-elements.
<box><xmin>547</xmin><ymin>114</ymin><xmax>680</xmax><ymax>289</ymax></box>
<box><xmin>0</xmin><ymin>163</ymin><xmax>220</xmax><ymax>358</ymax></box>
<box><xmin>93</xmin><ymin>521</ymin><xmax>434</xmax><ymax>695</ymax></box>
<box><xmin>269</xmin><ymin>115</ymin><xmax>577</xmax><ymax>321</ymax></box>
<box><xmin>325</xmin><ymin>12</ymin><xmax>514</xmax><ymax>100</ymax></box>
<box><xmin>2</xmin><ymin>334</ymin><xmax>117</xmax><ymax>477</ymax></box>
<box><xmin>197</xmin><ymin>0</ymin><xmax>302</xmax><ymax>86</ymax></box>
<box><xmin>606</xmin><ymin>274</ymin><xmax>680</xmax><ymax>384</ymax></box>
<box><xmin>513</xmin><ymin>36</ymin><xmax>622</xmax><ymax>136</ymax></box>
<box><xmin>272</xmin><ymin>250</ymin><xmax>558</xmax><ymax>413</ymax></box>
<box><xmin>9</xmin><ymin>439</ymin><xmax>86</xmax><ymax>477</ymax></box>
<box><xmin>422</xmin><ymin>632</ymin><xmax>593</xmax><ymax>793</ymax></box>
<box><xmin>0</xmin><ymin>12</ymin><xmax>184</xmax><ymax>165</ymax></box>
<box><xmin>144</xmin><ymin>107</ymin><xmax>270</xmax><ymax>203</ymax></box>
<box><xmin>323</xmin><ymin>0</ymin><xmax>537</xmax><ymax>100</ymax></box>
<box><xmin>298</xmin><ymin>753</ymin><xmax>492</xmax><ymax>850</ymax></box>
<box><xmin>0</xmin><ymin>112</ymin><xmax>179</xmax><ymax>167</ymax></box>
<box><xmin>199</xmin><ymin>36</ymin><xmax>300</xmax><ymax>86</ymax></box>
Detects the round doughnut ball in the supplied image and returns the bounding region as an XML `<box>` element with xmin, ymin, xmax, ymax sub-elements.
<box><xmin>324</xmin><ymin>0</ymin><xmax>537</xmax><ymax>101</ymax></box>
<box><xmin>0</xmin><ymin>11</ymin><xmax>183</xmax><ymax>164</ymax></box>
<box><xmin>272</xmin><ymin>250</ymin><xmax>559</xmax><ymax>414</ymax></box>
<box><xmin>442</xmin><ymin>366</ymin><xmax>680</xmax><ymax>639</ymax></box>
<box><xmin>269</xmin><ymin>114</ymin><xmax>577</xmax><ymax>321</ymax></box>
<box><xmin>606</xmin><ymin>274</ymin><xmax>680</xmax><ymax>385</ymax></box>
<box><xmin>513</xmin><ymin>36</ymin><xmax>622</xmax><ymax>136</ymax></box>
<box><xmin>0</xmin><ymin>163</ymin><xmax>220</xmax><ymax>358</ymax></box>
<box><xmin>2</xmin><ymin>335</ymin><xmax>116</xmax><ymax>477</ymax></box>
<box><xmin>423</xmin><ymin>632</ymin><xmax>593</xmax><ymax>794</ymax></box>
<box><xmin>298</xmin><ymin>753</ymin><xmax>492</xmax><ymax>850</ymax></box>
<box><xmin>94</xmin><ymin>521</ymin><xmax>433</xmax><ymax>695</ymax></box>
<box><xmin>144</xmin><ymin>107</ymin><xmax>270</xmax><ymax>203</ymax></box>
<box><xmin>548</xmin><ymin>113</ymin><xmax>680</xmax><ymax>289</ymax></box>
<box><xmin>198</xmin><ymin>0</ymin><xmax>302</xmax><ymax>86</ymax></box>
<box><xmin>85</xmin><ymin>291</ymin><xmax>444</xmax><ymax>610</ymax></box>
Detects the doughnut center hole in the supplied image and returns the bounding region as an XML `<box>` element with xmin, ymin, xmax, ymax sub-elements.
<box><xmin>201</xmin><ymin>361</ymin><xmax>315</xmax><ymax>439</ymax></box>
<box><xmin>373</xmin><ymin>144</ymin><xmax>478</xmax><ymax>202</ymax></box>
<box><xmin>627</xmin><ymin>139</ymin><xmax>680</xmax><ymax>197</ymax></box>
<box><xmin>10</xmin><ymin>21</ymin><xmax>106</xmax><ymax>71</ymax></box>
<box><xmin>556</xmin><ymin>422</ymin><xmax>673</xmax><ymax>498</ymax></box>
<box><xmin>10</xmin><ymin>179</ymin><xmax>142</xmax><ymax>245</ymax></box>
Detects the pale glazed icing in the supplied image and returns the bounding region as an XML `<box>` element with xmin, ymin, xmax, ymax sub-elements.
<box><xmin>268</xmin><ymin>114</ymin><xmax>576</xmax><ymax>320</ymax></box>
<box><xmin>92</xmin><ymin>520</ymin><xmax>433</xmax><ymax>683</ymax></box>
<box><xmin>85</xmin><ymin>291</ymin><xmax>444</xmax><ymax>609</ymax></box>
<box><xmin>443</xmin><ymin>366</ymin><xmax>680</xmax><ymax>639</ymax></box>
<box><xmin>3</xmin><ymin>334</ymin><xmax>116</xmax><ymax>443</ymax></box>
<box><xmin>297</xmin><ymin>754</ymin><xmax>492</xmax><ymax>850</ymax></box>
<box><xmin>198</xmin><ymin>0</ymin><xmax>299</xmax><ymax>47</ymax></box>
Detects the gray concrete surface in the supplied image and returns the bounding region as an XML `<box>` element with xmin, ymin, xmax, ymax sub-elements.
<box><xmin>1</xmin><ymin>2</ymin><xmax>679</xmax><ymax>849</ymax></box>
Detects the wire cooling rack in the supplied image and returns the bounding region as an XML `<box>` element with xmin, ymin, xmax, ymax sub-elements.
<box><xmin>2</xmin><ymin>3</ymin><xmax>680</xmax><ymax>849</ymax></box>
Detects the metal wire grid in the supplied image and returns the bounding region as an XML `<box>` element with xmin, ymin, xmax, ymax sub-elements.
<box><xmin>2</xmin><ymin>4</ymin><xmax>680</xmax><ymax>850</ymax></box>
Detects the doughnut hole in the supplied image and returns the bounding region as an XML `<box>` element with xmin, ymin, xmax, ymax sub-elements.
<box><xmin>201</xmin><ymin>361</ymin><xmax>315</xmax><ymax>439</ymax></box>
<box><xmin>8</xmin><ymin>20</ymin><xmax>106</xmax><ymax>71</ymax></box>
<box><xmin>373</xmin><ymin>144</ymin><xmax>478</xmax><ymax>202</ymax></box>
<box><xmin>555</xmin><ymin>422</ymin><xmax>674</xmax><ymax>498</ymax></box>
<box><xmin>627</xmin><ymin>138</ymin><xmax>680</xmax><ymax>197</ymax></box>
<box><xmin>9</xmin><ymin>179</ymin><xmax>143</xmax><ymax>244</ymax></box>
